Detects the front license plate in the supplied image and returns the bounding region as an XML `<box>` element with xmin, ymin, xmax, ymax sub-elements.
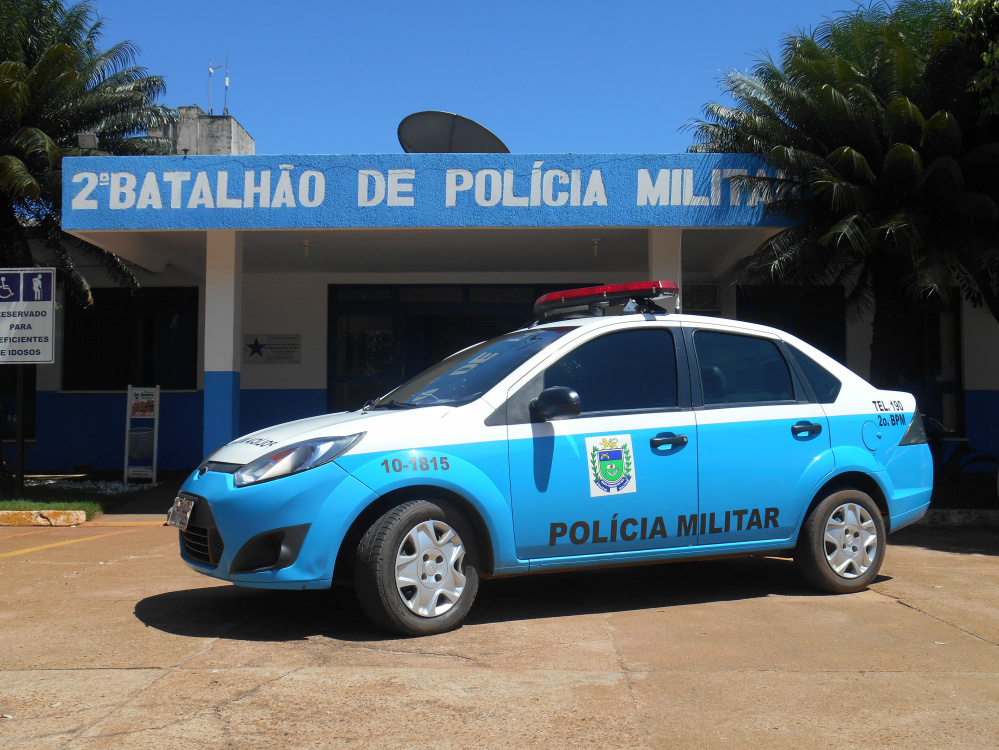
<box><xmin>167</xmin><ymin>496</ymin><xmax>194</xmax><ymax>531</ymax></box>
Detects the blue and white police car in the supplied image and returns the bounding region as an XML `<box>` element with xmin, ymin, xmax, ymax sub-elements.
<box><xmin>169</xmin><ymin>281</ymin><xmax>933</xmax><ymax>636</ymax></box>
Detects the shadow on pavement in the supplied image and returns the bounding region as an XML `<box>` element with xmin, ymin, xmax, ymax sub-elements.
<box><xmin>105</xmin><ymin>472</ymin><xmax>188</xmax><ymax>515</ymax></box>
<box><xmin>889</xmin><ymin>525</ymin><xmax>999</xmax><ymax>556</ymax></box>
<box><xmin>135</xmin><ymin>555</ymin><xmax>831</xmax><ymax>643</ymax></box>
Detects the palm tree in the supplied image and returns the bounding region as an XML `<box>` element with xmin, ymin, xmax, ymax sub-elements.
<box><xmin>687</xmin><ymin>0</ymin><xmax>999</xmax><ymax>388</ymax></box>
<box><xmin>1</xmin><ymin>0</ymin><xmax>176</xmax><ymax>305</ymax></box>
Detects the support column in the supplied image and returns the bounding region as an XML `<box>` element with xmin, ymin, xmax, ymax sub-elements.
<box><xmin>648</xmin><ymin>227</ymin><xmax>683</xmax><ymax>313</ymax></box>
<box><xmin>203</xmin><ymin>230</ymin><xmax>243</xmax><ymax>455</ymax></box>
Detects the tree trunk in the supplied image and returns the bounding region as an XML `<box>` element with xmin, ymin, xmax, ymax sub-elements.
<box><xmin>868</xmin><ymin>281</ymin><xmax>912</xmax><ymax>390</ymax></box>
<box><xmin>974</xmin><ymin>270</ymin><xmax>999</xmax><ymax>326</ymax></box>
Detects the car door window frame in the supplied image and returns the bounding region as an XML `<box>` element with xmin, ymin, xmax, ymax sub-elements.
<box><xmin>494</xmin><ymin>323</ymin><xmax>691</xmax><ymax>425</ymax></box>
<box><xmin>681</xmin><ymin>326</ymin><xmax>812</xmax><ymax>409</ymax></box>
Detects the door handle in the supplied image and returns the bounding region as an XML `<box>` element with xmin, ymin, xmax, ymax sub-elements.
<box><xmin>791</xmin><ymin>421</ymin><xmax>822</xmax><ymax>437</ymax></box>
<box><xmin>651</xmin><ymin>434</ymin><xmax>688</xmax><ymax>448</ymax></box>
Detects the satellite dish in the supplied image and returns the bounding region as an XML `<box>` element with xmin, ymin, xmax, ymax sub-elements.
<box><xmin>398</xmin><ymin>111</ymin><xmax>510</xmax><ymax>153</ymax></box>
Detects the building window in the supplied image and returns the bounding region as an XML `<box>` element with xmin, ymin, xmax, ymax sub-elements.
<box><xmin>62</xmin><ymin>287</ymin><xmax>198</xmax><ymax>391</ymax></box>
<box><xmin>0</xmin><ymin>364</ymin><xmax>36</xmax><ymax>440</ymax></box>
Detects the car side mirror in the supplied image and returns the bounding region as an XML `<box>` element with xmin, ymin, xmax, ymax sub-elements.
<box><xmin>531</xmin><ymin>386</ymin><xmax>581</xmax><ymax>421</ymax></box>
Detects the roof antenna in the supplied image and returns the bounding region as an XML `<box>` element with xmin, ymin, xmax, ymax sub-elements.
<box><xmin>208</xmin><ymin>56</ymin><xmax>229</xmax><ymax>115</ymax></box>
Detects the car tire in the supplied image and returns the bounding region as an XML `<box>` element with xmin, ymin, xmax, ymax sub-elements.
<box><xmin>794</xmin><ymin>489</ymin><xmax>886</xmax><ymax>593</ymax></box>
<box><xmin>354</xmin><ymin>499</ymin><xmax>480</xmax><ymax>636</ymax></box>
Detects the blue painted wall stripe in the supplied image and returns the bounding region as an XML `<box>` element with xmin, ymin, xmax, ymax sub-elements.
<box><xmin>204</xmin><ymin>371</ymin><xmax>240</xmax><ymax>456</ymax></box>
<box><xmin>964</xmin><ymin>390</ymin><xmax>999</xmax><ymax>468</ymax></box>
<box><xmin>19</xmin><ymin>391</ymin><xmax>203</xmax><ymax>472</ymax></box>
<box><xmin>240</xmin><ymin>389</ymin><xmax>327</xmax><ymax>437</ymax></box>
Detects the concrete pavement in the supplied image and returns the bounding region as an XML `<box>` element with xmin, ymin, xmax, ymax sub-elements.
<box><xmin>0</xmin><ymin>522</ymin><xmax>996</xmax><ymax>749</ymax></box>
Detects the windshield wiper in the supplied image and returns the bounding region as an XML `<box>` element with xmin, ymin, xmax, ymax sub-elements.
<box><xmin>370</xmin><ymin>399</ymin><xmax>421</xmax><ymax>410</ymax></box>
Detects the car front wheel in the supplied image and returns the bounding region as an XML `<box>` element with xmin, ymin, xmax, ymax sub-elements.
<box><xmin>354</xmin><ymin>500</ymin><xmax>480</xmax><ymax>636</ymax></box>
<box><xmin>795</xmin><ymin>489</ymin><xmax>886</xmax><ymax>593</ymax></box>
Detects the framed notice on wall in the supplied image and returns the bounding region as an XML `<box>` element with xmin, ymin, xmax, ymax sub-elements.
<box><xmin>242</xmin><ymin>334</ymin><xmax>301</xmax><ymax>364</ymax></box>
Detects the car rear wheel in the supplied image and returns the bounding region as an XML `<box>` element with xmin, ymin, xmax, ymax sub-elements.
<box><xmin>354</xmin><ymin>500</ymin><xmax>479</xmax><ymax>636</ymax></box>
<box><xmin>795</xmin><ymin>489</ymin><xmax>886</xmax><ymax>593</ymax></box>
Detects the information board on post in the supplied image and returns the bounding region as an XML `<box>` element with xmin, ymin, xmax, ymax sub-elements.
<box><xmin>124</xmin><ymin>385</ymin><xmax>159</xmax><ymax>484</ymax></box>
<box><xmin>0</xmin><ymin>267</ymin><xmax>55</xmax><ymax>363</ymax></box>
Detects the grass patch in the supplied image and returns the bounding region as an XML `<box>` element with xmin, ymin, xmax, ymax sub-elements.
<box><xmin>0</xmin><ymin>498</ymin><xmax>103</xmax><ymax>520</ymax></box>
<box><xmin>0</xmin><ymin>483</ymin><xmax>144</xmax><ymax>520</ymax></box>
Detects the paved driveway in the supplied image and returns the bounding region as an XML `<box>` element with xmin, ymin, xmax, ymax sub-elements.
<box><xmin>1</xmin><ymin>520</ymin><xmax>996</xmax><ymax>749</ymax></box>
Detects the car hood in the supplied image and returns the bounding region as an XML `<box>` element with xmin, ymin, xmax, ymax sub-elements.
<box><xmin>204</xmin><ymin>406</ymin><xmax>451</xmax><ymax>466</ymax></box>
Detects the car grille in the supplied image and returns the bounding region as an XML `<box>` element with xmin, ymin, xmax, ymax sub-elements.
<box><xmin>180</xmin><ymin>524</ymin><xmax>225</xmax><ymax>566</ymax></box>
<box><xmin>177</xmin><ymin>493</ymin><xmax>225</xmax><ymax>568</ymax></box>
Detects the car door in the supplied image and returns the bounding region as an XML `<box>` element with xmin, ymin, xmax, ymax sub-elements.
<box><xmin>686</xmin><ymin>326</ymin><xmax>833</xmax><ymax>545</ymax></box>
<box><xmin>507</xmin><ymin>325</ymin><xmax>700</xmax><ymax>560</ymax></box>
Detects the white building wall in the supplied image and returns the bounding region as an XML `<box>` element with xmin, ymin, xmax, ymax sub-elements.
<box><xmin>240</xmin><ymin>273</ymin><xmax>328</xmax><ymax>390</ymax></box>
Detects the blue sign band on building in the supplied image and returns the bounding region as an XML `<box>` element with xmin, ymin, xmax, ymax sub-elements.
<box><xmin>62</xmin><ymin>153</ymin><xmax>781</xmax><ymax>231</ymax></box>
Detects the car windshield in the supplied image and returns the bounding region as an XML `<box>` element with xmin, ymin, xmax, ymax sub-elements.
<box><xmin>370</xmin><ymin>328</ymin><xmax>570</xmax><ymax>409</ymax></box>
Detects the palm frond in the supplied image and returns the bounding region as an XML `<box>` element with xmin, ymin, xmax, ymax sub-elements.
<box><xmin>819</xmin><ymin>213</ymin><xmax>872</xmax><ymax>255</ymax></box>
<box><xmin>0</xmin><ymin>154</ymin><xmax>41</xmax><ymax>199</ymax></box>
<box><xmin>880</xmin><ymin>143</ymin><xmax>924</xmax><ymax>197</ymax></box>
<box><xmin>922</xmin><ymin>110</ymin><xmax>962</xmax><ymax>157</ymax></box>
<box><xmin>811</xmin><ymin>172</ymin><xmax>878</xmax><ymax>213</ymax></box>
<box><xmin>826</xmin><ymin>146</ymin><xmax>877</xmax><ymax>186</ymax></box>
<box><xmin>0</xmin><ymin>0</ymin><xmax>176</xmax><ymax>304</ymax></box>
<box><xmin>885</xmin><ymin>96</ymin><xmax>926</xmax><ymax>145</ymax></box>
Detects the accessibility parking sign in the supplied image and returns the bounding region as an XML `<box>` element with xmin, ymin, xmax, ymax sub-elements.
<box><xmin>0</xmin><ymin>268</ymin><xmax>55</xmax><ymax>364</ymax></box>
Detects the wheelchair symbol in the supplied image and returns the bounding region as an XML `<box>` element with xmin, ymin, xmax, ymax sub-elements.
<box><xmin>0</xmin><ymin>276</ymin><xmax>16</xmax><ymax>300</ymax></box>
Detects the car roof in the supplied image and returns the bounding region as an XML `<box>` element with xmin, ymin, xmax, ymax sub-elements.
<box><xmin>527</xmin><ymin>312</ymin><xmax>790</xmax><ymax>339</ymax></box>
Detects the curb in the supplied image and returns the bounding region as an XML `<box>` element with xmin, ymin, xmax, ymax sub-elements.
<box><xmin>915</xmin><ymin>509</ymin><xmax>999</xmax><ymax>527</ymax></box>
<box><xmin>0</xmin><ymin>510</ymin><xmax>88</xmax><ymax>527</ymax></box>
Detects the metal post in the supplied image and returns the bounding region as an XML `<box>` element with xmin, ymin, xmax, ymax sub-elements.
<box><xmin>124</xmin><ymin>384</ymin><xmax>131</xmax><ymax>486</ymax></box>
<box><xmin>16</xmin><ymin>363</ymin><xmax>24</xmax><ymax>497</ymax></box>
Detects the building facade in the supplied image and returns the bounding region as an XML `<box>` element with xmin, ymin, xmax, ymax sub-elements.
<box><xmin>10</xmin><ymin>138</ymin><xmax>995</xmax><ymax>473</ymax></box>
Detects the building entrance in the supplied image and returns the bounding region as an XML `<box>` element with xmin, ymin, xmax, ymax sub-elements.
<box><xmin>326</xmin><ymin>285</ymin><xmax>580</xmax><ymax>412</ymax></box>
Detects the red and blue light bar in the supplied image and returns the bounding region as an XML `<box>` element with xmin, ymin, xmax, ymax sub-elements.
<box><xmin>533</xmin><ymin>281</ymin><xmax>679</xmax><ymax>316</ymax></box>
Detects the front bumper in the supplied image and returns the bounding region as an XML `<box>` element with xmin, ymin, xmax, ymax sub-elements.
<box><xmin>175</xmin><ymin>460</ymin><xmax>375</xmax><ymax>589</ymax></box>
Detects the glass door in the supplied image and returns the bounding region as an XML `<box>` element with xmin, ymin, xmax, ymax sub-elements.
<box><xmin>327</xmin><ymin>285</ymin><xmax>586</xmax><ymax>413</ymax></box>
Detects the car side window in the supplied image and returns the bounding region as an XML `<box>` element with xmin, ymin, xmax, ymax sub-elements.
<box><xmin>786</xmin><ymin>344</ymin><xmax>842</xmax><ymax>403</ymax></box>
<box><xmin>544</xmin><ymin>329</ymin><xmax>678</xmax><ymax>414</ymax></box>
<box><xmin>693</xmin><ymin>330</ymin><xmax>794</xmax><ymax>405</ymax></box>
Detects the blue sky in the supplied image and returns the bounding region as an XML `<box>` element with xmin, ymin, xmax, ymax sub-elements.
<box><xmin>95</xmin><ymin>0</ymin><xmax>848</xmax><ymax>155</ymax></box>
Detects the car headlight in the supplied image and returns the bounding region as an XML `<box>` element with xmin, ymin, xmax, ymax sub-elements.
<box><xmin>233</xmin><ymin>433</ymin><xmax>364</xmax><ymax>487</ymax></box>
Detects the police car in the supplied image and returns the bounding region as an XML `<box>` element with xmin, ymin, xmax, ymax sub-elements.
<box><xmin>169</xmin><ymin>281</ymin><xmax>933</xmax><ymax>636</ymax></box>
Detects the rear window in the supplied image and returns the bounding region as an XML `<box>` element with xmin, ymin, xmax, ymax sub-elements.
<box><xmin>787</xmin><ymin>344</ymin><xmax>842</xmax><ymax>403</ymax></box>
<box><xmin>693</xmin><ymin>330</ymin><xmax>795</xmax><ymax>405</ymax></box>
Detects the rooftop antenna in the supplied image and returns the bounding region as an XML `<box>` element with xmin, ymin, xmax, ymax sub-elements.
<box><xmin>208</xmin><ymin>56</ymin><xmax>229</xmax><ymax>115</ymax></box>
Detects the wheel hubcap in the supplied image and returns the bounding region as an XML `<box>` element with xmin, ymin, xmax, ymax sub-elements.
<box><xmin>823</xmin><ymin>503</ymin><xmax>878</xmax><ymax>579</ymax></box>
<box><xmin>395</xmin><ymin>520</ymin><xmax>466</xmax><ymax>618</ymax></box>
